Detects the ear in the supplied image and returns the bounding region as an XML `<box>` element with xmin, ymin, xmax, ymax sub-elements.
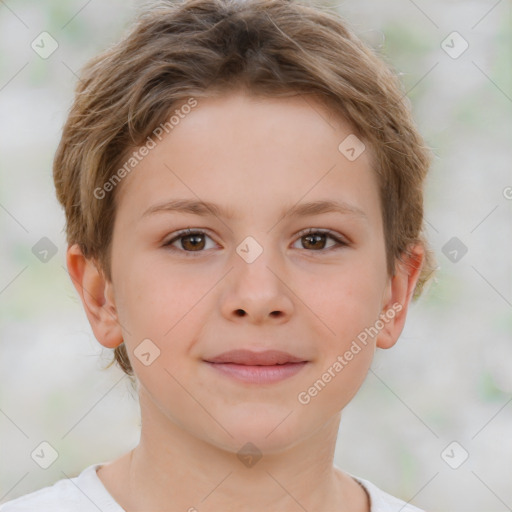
<box><xmin>66</xmin><ymin>244</ymin><xmax>124</xmax><ymax>349</ymax></box>
<box><xmin>376</xmin><ymin>244</ymin><xmax>424</xmax><ymax>350</ymax></box>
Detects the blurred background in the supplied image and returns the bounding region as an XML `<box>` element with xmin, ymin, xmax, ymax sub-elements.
<box><xmin>0</xmin><ymin>0</ymin><xmax>511</xmax><ymax>510</ymax></box>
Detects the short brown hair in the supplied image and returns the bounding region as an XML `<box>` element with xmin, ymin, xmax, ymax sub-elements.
<box><xmin>54</xmin><ymin>0</ymin><xmax>436</xmax><ymax>378</ymax></box>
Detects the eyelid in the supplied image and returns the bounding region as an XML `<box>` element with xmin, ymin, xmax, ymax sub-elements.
<box><xmin>295</xmin><ymin>227</ymin><xmax>349</xmax><ymax>245</ymax></box>
<box><xmin>291</xmin><ymin>228</ymin><xmax>350</xmax><ymax>254</ymax></box>
<box><xmin>163</xmin><ymin>228</ymin><xmax>218</xmax><ymax>252</ymax></box>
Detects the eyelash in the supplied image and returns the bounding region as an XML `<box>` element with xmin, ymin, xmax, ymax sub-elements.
<box><xmin>162</xmin><ymin>228</ymin><xmax>349</xmax><ymax>256</ymax></box>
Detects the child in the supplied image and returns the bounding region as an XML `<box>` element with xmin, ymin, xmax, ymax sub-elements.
<box><xmin>1</xmin><ymin>0</ymin><xmax>435</xmax><ymax>510</ymax></box>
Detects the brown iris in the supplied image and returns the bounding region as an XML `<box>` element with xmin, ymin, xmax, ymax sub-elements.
<box><xmin>301</xmin><ymin>232</ymin><xmax>328</xmax><ymax>250</ymax></box>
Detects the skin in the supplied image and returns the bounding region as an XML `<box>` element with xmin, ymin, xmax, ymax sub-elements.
<box><xmin>67</xmin><ymin>90</ymin><xmax>424</xmax><ymax>512</ymax></box>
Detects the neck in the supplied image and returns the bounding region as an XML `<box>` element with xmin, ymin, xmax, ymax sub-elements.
<box><xmin>100</xmin><ymin>388</ymin><xmax>369</xmax><ymax>512</ymax></box>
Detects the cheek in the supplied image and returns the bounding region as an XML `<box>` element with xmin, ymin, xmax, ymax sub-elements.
<box><xmin>115</xmin><ymin>258</ymin><xmax>228</xmax><ymax>382</ymax></box>
<box><xmin>303</xmin><ymin>344</ymin><xmax>374</xmax><ymax>415</ymax></box>
<box><xmin>113</xmin><ymin>253</ymin><xmax>205</xmax><ymax>345</ymax></box>
<box><xmin>304</xmin><ymin>261</ymin><xmax>384</xmax><ymax>337</ymax></box>
<box><xmin>296</xmin><ymin>274</ymin><xmax>379</xmax><ymax>412</ymax></box>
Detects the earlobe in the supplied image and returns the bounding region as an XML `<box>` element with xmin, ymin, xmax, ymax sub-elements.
<box><xmin>376</xmin><ymin>245</ymin><xmax>425</xmax><ymax>350</ymax></box>
<box><xmin>66</xmin><ymin>244</ymin><xmax>124</xmax><ymax>349</ymax></box>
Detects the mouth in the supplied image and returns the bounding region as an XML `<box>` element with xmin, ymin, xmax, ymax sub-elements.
<box><xmin>203</xmin><ymin>349</ymin><xmax>309</xmax><ymax>384</ymax></box>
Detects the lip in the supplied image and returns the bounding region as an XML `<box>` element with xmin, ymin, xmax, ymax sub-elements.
<box><xmin>204</xmin><ymin>349</ymin><xmax>306</xmax><ymax>365</ymax></box>
<box><xmin>203</xmin><ymin>350</ymin><xmax>309</xmax><ymax>384</ymax></box>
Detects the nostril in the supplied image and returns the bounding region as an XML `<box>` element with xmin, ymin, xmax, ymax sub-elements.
<box><xmin>235</xmin><ymin>309</ymin><xmax>245</xmax><ymax>317</ymax></box>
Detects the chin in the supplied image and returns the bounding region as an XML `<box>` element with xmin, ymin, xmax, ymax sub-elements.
<box><xmin>205</xmin><ymin>404</ymin><xmax>308</xmax><ymax>455</ymax></box>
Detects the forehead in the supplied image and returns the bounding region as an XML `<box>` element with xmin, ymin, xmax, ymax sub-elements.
<box><xmin>113</xmin><ymin>91</ymin><xmax>380</xmax><ymax>224</ymax></box>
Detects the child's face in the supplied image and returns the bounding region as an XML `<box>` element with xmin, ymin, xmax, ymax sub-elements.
<box><xmin>85</xmin><ymin>92</ymin><xmax>416</xmax><ymax>453</ymax></box>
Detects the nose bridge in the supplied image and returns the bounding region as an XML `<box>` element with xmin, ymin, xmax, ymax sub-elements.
<box><xmin>234</xmin><ymin>232</ymin><xmax>282</xmax><ymax>294</ymax></box>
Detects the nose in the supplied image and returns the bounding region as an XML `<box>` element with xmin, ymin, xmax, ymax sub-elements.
<box><xmin>220</xmin><ymin>248</ymin><xmax>294</xmax><ymax>325</ymax></box>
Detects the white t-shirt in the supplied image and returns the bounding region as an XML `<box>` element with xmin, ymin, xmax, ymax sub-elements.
<box><xmin>0</xmin><ymin>462</ymin><xmax>425</xmax><ymax>512</ymax></box>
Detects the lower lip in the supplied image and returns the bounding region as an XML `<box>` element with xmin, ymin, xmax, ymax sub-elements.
<box><xmin>205</xmin><ymin>361</ymin><xmax>308</xmax><ymax>384</ymax></box>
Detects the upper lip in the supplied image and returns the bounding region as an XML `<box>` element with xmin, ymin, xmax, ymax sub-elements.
<box><xmin>204</xmin><ymin>349</ymin><xmax>307</xmax><ymax>365</ymax></box>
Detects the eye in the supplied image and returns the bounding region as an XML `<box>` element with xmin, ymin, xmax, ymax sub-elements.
<box><xmin>292</xmin><ymin>228</ymin><xmax>348</xmax><ymax>252</ymax></box>
<box><xmin>163</xmin><ymin>228</ymin><xmax>349</xmax><ymax>256</ymax></box>
<box><xmin>163</xmin><ymin>229</ymin><xmax>217</xmax><ymax>255</ymax></box>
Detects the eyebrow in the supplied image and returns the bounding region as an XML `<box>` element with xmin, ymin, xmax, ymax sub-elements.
<box><xmin>142</xmin><ymin>198</ymin><xmax>368</xmax><ymax>221</ymax></box>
